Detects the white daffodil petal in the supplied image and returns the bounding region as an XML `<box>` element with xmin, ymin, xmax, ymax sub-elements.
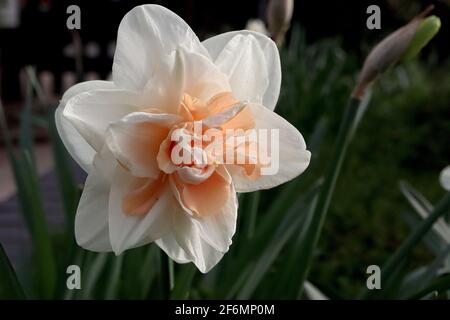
<box><xmin>172</xmin><ymin>46</ymin><xmax>231</xmax><ymax>104</ymax></box>
<box><xmin>113</xmin><ymin>4</ymin><xmax>209</xmax><ymax>92</ymax></box>
<box><xmin>214</xmin><ymin>34</ymin><xmax>268</xmax><ymax>106</ymax></box>
<box><xmin>56</xmin><ymin>80</ymin><xmax>115</xmax><ymax>172</ymax></box>
<box><xmin>228</xmin><ymin>103</ymin><xmax>311</xmax><ymax>192</ymax></box>
<box><xmin>202</xmin><ymin>31</ymin><xmax>281</xmax><ymax>111</ymax></box>
<box><xmin>108</xmin><ymin>167</ymin><xmax>172</xmax><ymax>255</ymax></box>
<box><xmin>440</xmin><ymin>165</ymin><xmax>450</xmax><ymax>191</ymax></box>
<box><xmin>74</xmin><ymin>165</ymin><xmax>112</xmax><ymax>252</ymax></box>
<box><xmin>105</xmin><ymin>112</ymin><xmax>181</xmax><ymax>178</ymax></box>
<box><xmin>155</xmin><ymin>233</ymin><xmax>191</xmax><ymax>264</ymax></box>
<box><xmin>63</xmin><ymin>89</ymin><xmax>140</xmax><ymax>154</ymax></box>
<box><xmin>171</xmin><ymin>211</ymin><xmax>226</xmax><ymax>273</ymax></box>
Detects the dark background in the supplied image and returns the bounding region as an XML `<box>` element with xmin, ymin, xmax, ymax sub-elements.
<box><xmin>0</xmin><ymin>0</ymin><xmax>449</xmax><ymax>103</ymax></box>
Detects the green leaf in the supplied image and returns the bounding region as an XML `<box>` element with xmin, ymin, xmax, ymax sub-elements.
<box><xmin>0</xmin><ymin>242</ymin><xmax>26</xmax><ymax>299</ymax></box>
<box><xmin>272</xmin><ymin>195</ymin><xmax>319</xmax><ymax>298</ymax></box>
<box><xmin>79</xmin><ymin>252</ymin><xmax>109</xmax><ymax>299</ymax></box>
<box><xmin>170</xmin><ymin>264</ymin><xmax>197</xmax><ymax>299</ymax></box>
<box><xmin>0</xmin><ymin>100</ymin><xmax>56</xmax><ymax>299</ymax></box>
<box><xmin>104</xmin><ymin>255</ymin><xmax>124</xmax><ymax>299</ymax></box>
<box><xmin>402</xmin><ymin>211</ymin><xmax>446</xmax><ymax>255</ymax></box>
<box><xmin>399</xmin><ymin>181</ymin><xmax>450</xmax><ymax>250</ymax></box>
<box><xmin>303</xmin><ymin>281</ymin><xmax>329</xmax><ymax>300</ymax></box>
<box><xmin>361</xmin><ymin>192</ymin><xmax>450</xmax><ymax>299</ymax></box>
<box><xmin>19</xmin><ymin>74</ymin><xmax>35</xmax><ymax>165</ymax></box>
<box><xmin>399</xmin><ymin>181</ymin><xmax>433</xmax><ymax>214</ymax></box>
<box><xmin>137</xmin><ymin>245</ymin><xmax>159</xmax><ymax>298</ymax></box>
<box><xmin>407</xmin><ymin>274</ymin><xmax>450</xmax><ymax>300</ymax></box>
<box><xmin>398</xmin><ymin>245</ymin><xmax>450</xmax><ymax>298</ymax></box>
<box><xmin>294</xmin><ymin>94</ymin><xmax>372</xmax><ymax>296</ymax></box>
<box><xmin>236</xmin><ymin>191</ymin><xmax>318</xmax><ymax>299</ymax></box>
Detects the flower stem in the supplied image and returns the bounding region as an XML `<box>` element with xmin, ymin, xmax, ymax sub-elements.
<box><xmin>247</xmin><ymin>191</ymin><xmax>260</xmax><ymax>239</ymax></box>
<box><xmin>295</xmin><ymin>93</ymin><xmax>371</xmax><ymax>297</ymax></box>
<box><xmin>160</xmin><ymin>252</ymin><xmax>175</xmax><ymax>299</ymax></box>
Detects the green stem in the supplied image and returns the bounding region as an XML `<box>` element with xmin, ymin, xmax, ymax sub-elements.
<box><xmin>160</xmin><ymin>252</ymin><xmax>173</xmax><ymax>298</ymax></box>
<box><xmin>247</xmin><ymin>191</ymin><xmax>260</xmax><ymax>239</ymax></box>
<box><xmin>169</xmin><ymin>258</ymin><xmax>175</xmax><ymax>291</ymax></box>
<box><xmin>296</xmin><ymin>95</ymin><xmax>370</xmax><ymax>296</ymax></box>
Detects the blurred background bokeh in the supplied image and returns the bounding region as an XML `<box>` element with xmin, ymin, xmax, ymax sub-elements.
<box><xmin>0</xmin><ymin>0</ymin><xmax>449</xmax><ymax>299</ymax></box>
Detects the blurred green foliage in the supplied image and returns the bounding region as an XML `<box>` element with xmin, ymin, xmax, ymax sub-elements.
<box><xmin>277</xmin><ymin>26</ymin><xmax>450</xmax><ymax>297</ymax></box>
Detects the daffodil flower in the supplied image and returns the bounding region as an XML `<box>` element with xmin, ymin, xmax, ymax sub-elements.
<box><xmin>56</xmin><ymin>5</ymin><xmax>310</xmax><ymax>272</ymax></box>
<box><xmin>440</xmin><ymin>166</ymin><xmax>450</xmax><ymax>192</ymax></box>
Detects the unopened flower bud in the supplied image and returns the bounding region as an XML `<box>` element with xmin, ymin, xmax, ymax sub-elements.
<box><xmin>245</xmin><ymin>18</ymin><xmax>269</xmax><ymax>35</ymax></box>
<box><xmin>266</xmin><ymin>0</ymin><xmax>294</xmax><ymax>46</ymax></box>
<box><xmin>353</xmin><ymin>5</ymin><xmax>440</xmax><ymax>98</ymax></box>
<box><xmin>401</xmin><ymin>15</ymin><xmax>441</xmax><ymax>61</ymax></box>
<box><xmin>440</xmin><ymin>166</ymin><xmax>450</xmax><ymax>192</ymax></box>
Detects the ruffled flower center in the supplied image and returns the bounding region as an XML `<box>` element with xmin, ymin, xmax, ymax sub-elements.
<box><xmin>120</xmin><ymin>92</ymin><xmax>264</xmax><ymax>217</ymax></box>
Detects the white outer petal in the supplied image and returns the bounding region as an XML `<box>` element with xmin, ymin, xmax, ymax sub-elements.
<box><xmin>74</xmin><ymin>163</ymin><xmax>112</xmax><ymax>252</ymax></box>
<box><xmin>202</xmin><ymin>31</ymin><xmax>281</xmax><ymax>111</ymax></box>
<box><xmin>55</xmin><ymin>80</ymin><xmax>115</xmax><ymax>172</ymax></box>
<box><xmin>159</xmin><ymin>204</ymin><xmax>226</xmax><ymax>273</ymax></box>
<box><xmin>113</xmin><ymin>4</ymin><xmax>209</xmax><ymax>92</ymax></box>
<box><xmin>228</xmin><ymin>103</ymin><xmax>311</xmax><ymax>192</ymax></box>
<box><xmin>171</xmin><ymin>212</ymin><xmax>226</xmax><ymax>273</ymax></box>
<box><xmin>167</xmin><ymin>46</ymin><xmax>231</xmax><ymax>106</ymax></box>
<box><xmin>155</xmin><ymin>233</ymin><xmax>191</xmax><ymax>264</ymax></box>
<box><xmin>440</xmin><ymin>165</ymin><xmax>450</xmax><ymax>191</ymax></box>
<box><xmin>63</xmin><ymin>89</ymin><xmax>141</xmax><ymax>155</ymax></box>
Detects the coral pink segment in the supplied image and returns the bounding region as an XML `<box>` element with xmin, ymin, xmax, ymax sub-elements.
<box><xmin>120</xmin><ymin>92</ymin><xmax>263</xmax><ymax>217</ymax></box>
